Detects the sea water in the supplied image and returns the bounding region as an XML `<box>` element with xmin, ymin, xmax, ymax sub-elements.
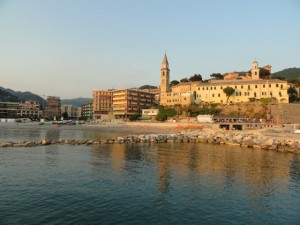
<box><xmin>0</xmin><ymin>124</ymin><xmax>300</xmax><ymax>224</ymax></box>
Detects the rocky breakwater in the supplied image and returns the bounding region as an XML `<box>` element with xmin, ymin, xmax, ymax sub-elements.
<box><xmin>0</xmin><ymin>130</ymin><xmax>299</xmax><ymax>153</ymax></box>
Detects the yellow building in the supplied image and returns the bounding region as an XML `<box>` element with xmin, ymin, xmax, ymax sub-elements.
<box><xmin>93</xmin><ymin>90</ymin><xmax>113</xmax><ymax>120</ymax></box>
<box><xmin>61</xmin><ymin>104</ymin><xmax>77</xmax><ymax>118</ymax></box>
<box><xmin>195</xmin><ymin>79</ymin><xmax>288</xmax><ymax>104</ymax></box>
<box><xmin>159</xmin><ymin>54</ymin><xmax>289</xmax><ymax>106</ymax></box>
<box><xmin>113</xmin><ymin>89</ymin><xmax>155</xmax><ymax>119</ymax></box>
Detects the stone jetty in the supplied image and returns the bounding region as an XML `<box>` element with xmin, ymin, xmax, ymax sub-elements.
<box><xmin>1</xmin><ymin>129</ymin><xmax>300</xmax><ymax>153</ymax></box>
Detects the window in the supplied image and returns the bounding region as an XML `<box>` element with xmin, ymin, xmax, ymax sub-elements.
<box><xmin>276</xmin><ymin>84</ymin><xmax>279</xmax><ymax>87</ymax></box>
<box><xmin>214</xmin><ymin>87</ymin><xmax>216</xmax><ymax>90</ymax></box>
<box><xmin>269</xmin><ymin>84</ymin><xmax>271</xmax><ymax>88</ymax></box>
<box><xmin>221</xmin><ymin>86</ymin><xmax>223</xmax><ymax>89</ymax></box>
<box><xmin>248</xmin><ymin>85</ymin><xmax>250</xmax><ymax>90</ymax></box>
<box><xmin>241</xmin><ymin>86</ymin><xmax>243</xmax><ymax>89</ymax></box>
<box><xmin>263</xmin><ymin>85</ymin><xmax>265</xmax><ymax>88</ymax></box>
<box><xmin>218</xmin><ymin>94</ymin><xmax>220</xmax><ymax>97</ymax></box>
<box><xmin>255</xmin><ymin>85</ymin><xmax>257</xmax><ymax>88</ymax></box>
<box><xmin>212</xmin><ymin>94</ymin><xmax>215</xmax><ymax>97</ymax></box>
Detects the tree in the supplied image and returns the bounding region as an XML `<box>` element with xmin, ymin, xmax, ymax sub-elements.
<box><xmin>288</xmin><ymin>86</ymin><xmax>299</xmax><ymax>102</ymax></box>
<box><xmin>180</xmin><ymin>78</ymin><xmax>189</xmax><ymax>83</ymax></box>
<box><xmin>62</xmin><ymin>112</ymin><xmax>68</xmax><ymax>119</ymax></box>
<box><xmin>170</xmin><ymin>80</ymin><xmax>179</xmax><ymax>86</ymax></box>
<box><xmin>189</xmin><ymin>74</ymin><xmax>202</xmax><ymax>82</ymax></box>
<box><xmin>223</xmin><ymin>86</ymin><xmax>235</xmax><ymax>103</ymax></box>
<box><xmin>210</xmin><ymin>73</ymin><xmax>223</xmax><ymax>80</ymax></box>
<box><xmin>259</xmin><ymin>68</ymin><xmax>271</xmax><ymax>80</ymax></box>
<box><xmin>289</xmin><ymin>78</ymin><xmax>300</xmax><ymax>87</ymax></box>
<box><xmin>155</xmin><ymin>106</ymin><xmax>177</xmax><ymax>121</ymax></box>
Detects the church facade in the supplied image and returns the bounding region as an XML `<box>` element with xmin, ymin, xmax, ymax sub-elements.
<box><xmin>159</xmin><ymin>54</ymin><xmax>289</xmax><ymax>106</ymax></box>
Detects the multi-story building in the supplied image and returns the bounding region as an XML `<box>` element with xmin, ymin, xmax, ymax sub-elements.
<box><xmin>82</xmin><ymin>102</ymin><xmax>93</xmax><ymax>120</ymax></box>
<box><xmin>113</xmin><ymin>89</ymin><xmax>155</xmax><ymax>119</ymax></box>
<box><xmin>61</xmin><ymin>104</ymin><xmax>77</xmax><ymax>119</ymax></box>
<box><xmin>159</xmin><ymin>54</ymin><xmax>289</xmax><ymax>106</ymax></box>
<box><xmin>46</xmin><ymin>96</ymin><xmax>61</xmax><ymax>119</ymax></box>
<box><xmin>0</xmin><ymin>101</ymin><xmax>43</xmax><ymax>118</ymax></box>
<box><xmin>0</xmin><ymin>102</ymin><xmax>21</xmax><ymax>118</ymax></box>
<box><xmin>20</xmin><ymin>100</ymin><xmax>43</xmax><ymax>118</ymax></box>
<box><xmin>195</xmin><ymin>79</ymin><xmax>288</xmax><ymax>104</ymax></box>
<box><xmin>92</xmin><ymin>90</ymin><xmax>113</xmax><ymax>120</ymax></box>
<box><xmin>77</xmin><ymin>107</ymin><xmax>82</xmax><ymax>119</ymax></box>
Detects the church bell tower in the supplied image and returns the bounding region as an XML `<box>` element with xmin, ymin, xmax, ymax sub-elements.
<box><xmin>251</xmin><ymin>60</ymin><xmax>260</xmax><ymax>80</ymax></box>
<box><xmin>160</xmin><ymin>53</ymin><xmax>170</xmax><ymax>101</ymax></box>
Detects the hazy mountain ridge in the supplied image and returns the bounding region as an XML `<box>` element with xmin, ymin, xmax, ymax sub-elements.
<box><xmin>0</xmin><ymin>86</ymin><xmax>44</xmax><ymax>105</ymax></box>
<box><xmin>61</xmin><ymin>98</ymin><xmax>92</xmax><ymax>107</ymax></box>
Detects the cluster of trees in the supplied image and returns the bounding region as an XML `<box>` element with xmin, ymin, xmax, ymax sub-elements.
<box><xmin>288</xmin><ymin>86</ymin><xmax>299</xmax><ymax>102</ymax></box>
<box><xmin>170</xmin><ymin>74</ymin><xmax>203</xmax><ymax>86</ymax></box>
<box><xmin>155</xmin><ymin>104</ymin><xmax>222</xmax><ymax>121</ymax></box>
<box><xmin>155</xmin><ymin>106</ymin><xmax>176</xmax><ymax>121</ymax></box>
<box><xmin>186</xmin><ymin>104</ymin><xmax>221</xmax><ymax>117</ymax></box>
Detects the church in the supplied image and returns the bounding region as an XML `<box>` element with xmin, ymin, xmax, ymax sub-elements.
<box><xmin>159</xmin><ymin>54</ymin><xmax>289</xmax><ymax>106</ymax></box>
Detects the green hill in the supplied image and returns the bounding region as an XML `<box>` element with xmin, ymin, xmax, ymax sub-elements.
<box><xmin>272</xmin><ymin>68</ymin><xmax>300</xmax><ymax>81</ymax></box>
<box><xmin>0</xmin><ymin>86</ymin><xmax>44</xmax><ymax>105</ymax></box>
<box><xmin>0</xmin><ymin>89</ymin><xmax>19</xmax><ymax>102</ymax></box>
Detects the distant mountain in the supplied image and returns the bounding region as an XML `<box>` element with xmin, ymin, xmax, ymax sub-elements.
<box><xmin>139</xmin><ymin>85</ymin><xmax>157</xmax><ymax>89</ymax></box>
<box><xmin>0</xmin><ymin>89</ymin><xmax>19</xmax><ymax>102</ymax></box>
<box><xmin>0</xmin><ymin>86</ymin><xmax>44</xmax><ymax>105</ymax></box>
<box><xmin>61</xmin><ymin>98</ymin><xmax>92</xmax><ymax>107</ymax></box>
<box><xmin>272</xmin><ymin>68</ymin><xmax>300</xmax><ymax>81</ymax></box>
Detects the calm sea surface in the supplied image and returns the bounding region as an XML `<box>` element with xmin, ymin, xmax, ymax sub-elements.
<box><xmin>0</xmin><ymin>123</ymin><xmax>300</xmax><ymax>225</ymax></box>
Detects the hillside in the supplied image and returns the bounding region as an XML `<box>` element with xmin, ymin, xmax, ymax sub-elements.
<box><xmin>61</xmin><ymin>98</ymin><xmax>92</xmax><ymax>107</ymax></box>
<box><xmin>0</xmin><ymin>89</ymin><xmax>19</xmax><ymax>102</ymax></box>
<box><xmin>272</xmin><ymin>67</ymin><xmax>300</xmax><ymax>80</ymax></box>
<box><xmin>0</xmin><ymin>86</ymin><xmax>44</xmax><ymax>105</ymax></box>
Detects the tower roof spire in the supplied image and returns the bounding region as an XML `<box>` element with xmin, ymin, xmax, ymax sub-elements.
<box><xmin>162</xmin><ymin>52</ymin><xmax>169</xmax><ymax>66</ymax></box>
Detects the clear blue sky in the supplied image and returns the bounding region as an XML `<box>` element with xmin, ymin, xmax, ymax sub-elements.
<box><xmin>1</xmin><ymin>0</ymin><xmax>300</xmax><ymax>99</ymax></box>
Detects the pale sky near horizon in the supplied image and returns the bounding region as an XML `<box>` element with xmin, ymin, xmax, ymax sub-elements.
<box><xmin>1</xmin><ymin>0</ymin><xmax>300</xmax><ymax>99</ymax></box>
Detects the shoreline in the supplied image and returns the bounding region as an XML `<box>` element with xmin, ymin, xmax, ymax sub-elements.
<box><xmin>1</xmin><ymin>122</ymin><xmax>300</xmax><ymax>153</ymax></box>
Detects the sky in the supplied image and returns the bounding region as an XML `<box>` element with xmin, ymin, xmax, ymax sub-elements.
<box><xmin>0</xmin><ymin>0</ymin><xmax>300</xmax><ymax>99</ymax></box>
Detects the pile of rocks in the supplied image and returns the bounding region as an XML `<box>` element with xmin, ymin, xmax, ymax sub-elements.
<box><xmin>1</xmin><ymin>130</ymin><xmax>300</xmax><ymax>153</ymax></box>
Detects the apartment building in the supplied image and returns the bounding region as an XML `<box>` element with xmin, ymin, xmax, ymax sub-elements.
<box><xmin>113</xmin><ymin>89</ymin><xmax>155</xmax><ymax>119</ymax></box>
<box><xmin>61</xmin><ymin>104</ymin><xmax>77</xmax><ymax>119</ymax></box>
<box><xmin>20</xmin><ymin>100</ymin><xmax>43</xmax><ymax>118</ymax></box>
<box><xmin>0</xmin><ymin>102</ymin><xmax>21</xmax><ymax>118</ymax></box>
<box><xmin>92</xmin><ymin>90</ymin><xmax>113</xmax><ymax>120</ymax></box>
<box><xmin>0</xmin><ymin>101</ymin><xmax>43</xmax><ymax>118</ymax></box>
<box><xmin>46</xmin><ymin>96</ymin><xmax>61</xmax><ymax>119</ymax></box>
<box><xmin>81</xmin><ymin>102</ymin><xmax>93</xmax><ymax>120</ymax></box>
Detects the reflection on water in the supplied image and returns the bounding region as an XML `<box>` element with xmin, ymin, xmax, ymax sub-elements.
<box><xmin>1</xmin><ymin>125</ymin><xmax>300</xmax><ymax>224</ymax></box>
<box><xmin>0</xmin><ymin>123</ymin><xmax>167</xmax><ymax>142</ymax></box>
